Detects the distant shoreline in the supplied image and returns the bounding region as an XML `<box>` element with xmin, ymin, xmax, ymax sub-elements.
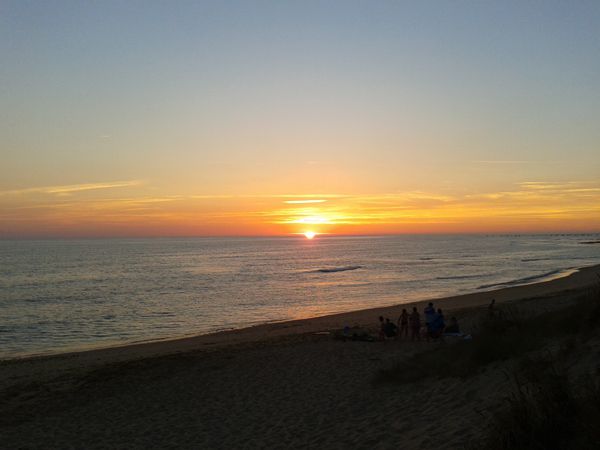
<box><xmin>2</xmin><ymin>232</ymin><xmax>600</xmax><ymax>241</ymax></box>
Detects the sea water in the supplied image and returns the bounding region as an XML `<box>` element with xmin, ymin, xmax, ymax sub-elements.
<box><xmin>1</xmin><ymin>234</ymin><xmax>599</xmax><ymax>358</ymax></box>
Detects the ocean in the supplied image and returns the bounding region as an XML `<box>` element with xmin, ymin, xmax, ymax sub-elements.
<box><xmin>1</xmin><ymin>234</ymin><xmax>599</xmax><ymax>358</ymax></box>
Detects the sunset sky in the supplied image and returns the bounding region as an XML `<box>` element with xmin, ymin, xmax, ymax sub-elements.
<box><xmin>2</xmin><ymin>1</ymin><xmax>600</xmax><ymax>237</ymax></box>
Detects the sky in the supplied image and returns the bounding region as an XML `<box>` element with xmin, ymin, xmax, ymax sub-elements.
<box><xmin>1</xmin><ymin>1</ymin><xmax>600</xmax><ymax>237</ymax></box>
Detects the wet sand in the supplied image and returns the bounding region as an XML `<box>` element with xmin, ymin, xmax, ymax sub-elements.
<box><xmin>2</xmin><ymin>264</ymin><xmax>599</xmax><ymax>449</ymax></box>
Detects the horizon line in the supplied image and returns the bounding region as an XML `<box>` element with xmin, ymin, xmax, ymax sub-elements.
<box><xmin>2</xmin><ymin>230</ymin><xmax>599</xmax><ymax>241</ymax></box>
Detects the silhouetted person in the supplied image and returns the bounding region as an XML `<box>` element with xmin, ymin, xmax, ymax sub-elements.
<box><xmin>428</xmin><ymin>308</ymin><xmax>445</xmax><ymax>340</ymax></box>
<box><xmin>489</xmin><ymin>298</ymin><xmax>496</xmax><ymax>317</ymax></box>
<box><xmin>409</xmin><ymin>307</ymin><xmax>421</xmax><ymax>341</ymax></box>
<box><xmin>378</xmin><ymin>315</ymin><xmax>385</xmax><ymax>340</ymax></box>
<box><xmin>445</xmin><ymin>316</ymin><xmax>460</xmax><ymax>334</ymax></box>
<box><xmin>398</xmin><ymin>308</ymin><xmax>409</xmax><ymax>339</ymax></box>
<box><xmin>384</xmin><ymin>318</ymin><xmax>397</xmax><ymax>338</ymax></box>
<box><xmin>424</xmin><ymin>302</ymin><xmax>436</xmax><ymax>328</ymax></box>
<box><xmin>437</xmin><ymin>308</ymin><xmax>445</xmax><ymax>329</ymax></box>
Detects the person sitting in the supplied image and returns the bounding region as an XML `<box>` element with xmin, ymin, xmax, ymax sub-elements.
<box><xmin>444</xmin><ymin>317</ymin><xmax>460</xmax><ymax>334</ymax></box>
<box><xmin>383</xmin><ymin>318</ymin><xmax>398</xmax><ymax>338</ymax></box>
<box><xmin>335</xmin><ymin>325</ymin><xmax>372</xmax><ymax>341</ymax></box>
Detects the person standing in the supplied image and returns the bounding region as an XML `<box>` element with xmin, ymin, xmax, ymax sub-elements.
<box><xmin>436</xmin><ymin>308</ymin><xmax>445</xmax><ymax>330</ymax></box>
<box><xmin>409</xmin><ymin>307</ymin><xmax>421</xmax><ymax>341</ymax></box>
<box><xmin>424</xmin><ymin>302</ymin><xmax>436</xmax><ymax>328</ymax></box>
<box><xmin>398</xmin><ymin>308</ymin><xmax>409</xmax><ymax>339</ymax></box>
<box><xmin>489</xmin><ymin>298</ymin><xmax>496</xmax><ymax>318</ymax></box>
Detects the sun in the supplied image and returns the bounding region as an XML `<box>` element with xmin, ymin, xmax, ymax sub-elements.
<box><xmin>303</xmin><ymin>231</ymin><xmax>316</xmax><ymax>239</ymax></box>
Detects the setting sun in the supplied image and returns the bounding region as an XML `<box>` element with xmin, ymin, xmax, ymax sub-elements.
<box><xmin>304</xmin><ymin>231</ymin><xmax>316</xmax><ymax>239</ymax></box>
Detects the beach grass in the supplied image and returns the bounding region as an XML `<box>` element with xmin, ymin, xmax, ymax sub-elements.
<box><xmin>376</xmin><ymin>284</ymin><xmax>600</xmax><ymax>383</ymax></box>
<box><xmin>478</xmin><ymin>353</ymin><xmax>600</xmax><ymax>449</ymax></box>
<box><xmin>479</xmin><ymin>284</ymin><xmax>600</xmax><ymax>449</ymax></box>
<box><xmin>377</xmin><ymin>284</ymin><xmax>600</xmax><ymax>449</ymax></box>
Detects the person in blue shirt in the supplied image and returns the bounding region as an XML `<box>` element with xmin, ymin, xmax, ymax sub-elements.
<box><xmin>424</xmin><ymin>302</ymin><xmax>436</xmax><ymax>327</ymax></box>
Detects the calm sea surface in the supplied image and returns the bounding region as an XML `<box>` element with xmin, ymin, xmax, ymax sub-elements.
<box><xmin>1</xmin><ymin>234</ymin><xmax>599</xmax><ymax>358</ymax></box>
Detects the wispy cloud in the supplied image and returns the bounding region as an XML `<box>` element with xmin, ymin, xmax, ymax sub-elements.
<box><xmin>2</xmin><ymin>180</ymin><xmax>599</xmax><ymax>235</ymax></box>
<box><xmin>0</xmin><ymin>180</ymin><xmax>142</xmax><ymax>196</ymax></box>
<box><xmin>283</xmin><ymin>199</ymin><xmax>327</xmax><ymax>204</ymax></box>
<box><xmin>189</xmin><ymin>194</ymin><xmax>345</xmax><ymax>200</ymax></box>
<box><xmin>262</xmin><ymin>182</ymin><xmax>600</xmax><ymax>226</ymax></box>
<box><xmin>519</xmin><ymin>181</ymin><xmax>599</xmax><ymax>192</ymax></box>
<box><xmin>473</xmin><ymin>160</ymin><xmax>561</xmax><ymax>165</ymax></box>
<box><xmin>474</xmin><ymin>160</ymin><xmax>537</xmax><ymax>164</ymax></box>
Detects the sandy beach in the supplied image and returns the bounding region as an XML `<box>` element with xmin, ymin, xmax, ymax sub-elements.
<box><xmin>2</xmin><ymin>264</ymin><xmax>600</xmax><ymax>449</ymax></box>
<box><xmin>5</xmin><ymin>1</ymin><xmax>600</xmax><ymax>447</ymax></box>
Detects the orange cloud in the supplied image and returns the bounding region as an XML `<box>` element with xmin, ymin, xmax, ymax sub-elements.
<box><xmin>1</xmin><ymin>181</ymin><xmax>599</xmax><ymax>237</ymax></box>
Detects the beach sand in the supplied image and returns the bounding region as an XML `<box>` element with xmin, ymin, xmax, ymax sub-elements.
<box><xmin>2</xmin><ymin>264</ymin><xmax>599</xmax><ymax>449</ymax></box>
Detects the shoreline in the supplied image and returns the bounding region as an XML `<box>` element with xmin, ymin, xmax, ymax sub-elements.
<box><xmin>2</xmin><ymin>264</ymin><xmax>581</xmax><ymax>361</ymax></box>
<box><xmin>3</xmin><ymin>263</ymin><xmax>599</xmax><ymax>370</ymax></box>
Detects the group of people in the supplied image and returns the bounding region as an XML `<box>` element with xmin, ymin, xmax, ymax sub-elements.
<box><xmin>379</xmin><ymin>302</ymin><xmax>460</xmax><ymax>341</ymax></box>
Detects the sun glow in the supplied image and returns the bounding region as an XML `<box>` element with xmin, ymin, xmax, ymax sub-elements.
<box><xmin>304</xmin><ymin>231</ymin><xmax>316</xmax><ymax>239</ymax></box>
<box><xmin>291</xmin><ymin>216</ymin><xmax>331</xmax><ymax>224</ymax></box>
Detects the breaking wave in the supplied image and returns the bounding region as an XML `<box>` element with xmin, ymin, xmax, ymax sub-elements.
<box><xmin>306</xmin><ymin>265</ymin><xmax>363</xmax><ymax>273</ymax></box>
<box><xmin>477</xmin><ymin>268</ymin><xmax>576</xmax><ymax>290</ymax></box>
<box><xmin>436</xmin><ymin>274</ymin><xmax>489</xmax><ymax>280</ymax></box>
